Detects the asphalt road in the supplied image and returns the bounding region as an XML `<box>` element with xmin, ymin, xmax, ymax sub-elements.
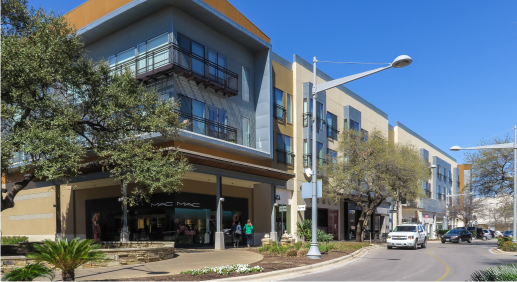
<box><xmin>284</xmin><ymin>240</ymin><xmax>517</xmax><ymax>281</ymax></box>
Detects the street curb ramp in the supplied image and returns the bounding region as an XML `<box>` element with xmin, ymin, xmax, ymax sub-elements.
<box><xmin>214</xmin><ymin>245</ymin><xmax>379</xmax><ymax>281</ymax></box>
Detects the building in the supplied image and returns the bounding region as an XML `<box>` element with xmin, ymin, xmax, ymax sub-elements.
<box><xmin>392</xmin><ymin>122</ymin><xmax>459</xmax><ymax>238</ymax></box>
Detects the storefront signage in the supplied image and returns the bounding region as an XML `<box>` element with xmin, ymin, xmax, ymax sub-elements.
<box><xmin>279</xmin><ymin>206</ymin><xmax>287</xmax><ymax>212</ymax></box>
<box><xmin>150</xmin><ymin>202</ymin><xmax>200</xmax><ymax>208</ymax></box>
<box><xmin>297</xmin><ymin>205</ymin><xmax>306</xmax><ymax>211</ymax></box>
<box><xmin>151</xmin><ymin>202</ymin><xmax>174</xmax><ymax>207</ymax></box>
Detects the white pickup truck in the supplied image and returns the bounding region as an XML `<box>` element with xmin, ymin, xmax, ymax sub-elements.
<box><xmin>387</xmin><ymin>224</ymin><xmax>427</xmax><ymax>250</ymax></box>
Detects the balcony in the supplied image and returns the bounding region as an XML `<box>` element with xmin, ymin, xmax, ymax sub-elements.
<box><xmin>177</xmin><ymin>111</ymin><xmax>237</xmax><ymax>143</ymax></box>
<box><xmin>276</xmin><ymin>149</ymin><xmax>294</xmax><ymax>166</ymax></box>
<box><xmin>112</xmin><ymin>42</ymin><xmax>239</xmax><ymax>97</ymax></box>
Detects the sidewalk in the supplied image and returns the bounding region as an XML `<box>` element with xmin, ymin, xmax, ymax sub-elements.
<box><xmin>59</xmin><ymin>248</ymin><xmax>263</xmax><ymax>281</ymax></box>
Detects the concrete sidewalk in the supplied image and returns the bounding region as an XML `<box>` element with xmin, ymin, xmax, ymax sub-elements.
<box><xmin>57</xmin><ymin>248</ymin><xmax>263</xmax><ymax>281</ymax></box>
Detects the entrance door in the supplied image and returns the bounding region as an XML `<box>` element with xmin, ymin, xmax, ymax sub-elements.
<box><xmin>328</xmin><ymin>210</ymin><xmax>338</xmax><ymax>240</ymax></box>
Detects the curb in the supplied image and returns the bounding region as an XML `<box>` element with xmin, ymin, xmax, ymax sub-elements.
<box><xmin>215</xmin><ymin>245</ymin><xmax>379</xmax><ymax>281</ymax></box>
<box><xmin>490</xmin><ymin>247</ymin><xmax>517</xmax><ymax>255</ymax></box>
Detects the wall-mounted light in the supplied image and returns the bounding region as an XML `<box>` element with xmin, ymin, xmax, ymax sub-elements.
<box><xmin>219</xmin><ymin>198</ymin><xmax>225</xmax><ymax>202</ymax></box>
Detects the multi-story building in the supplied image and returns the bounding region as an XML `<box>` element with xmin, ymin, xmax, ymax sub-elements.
<box><xmin>1</xmin><ymin>0</ymin><xmax>294</xmax><ymax>249</ymax></box>
<box><xmin>392</xmin><ymin>122</ymin><xmax>459</xmax><ymax>237</ymax></box>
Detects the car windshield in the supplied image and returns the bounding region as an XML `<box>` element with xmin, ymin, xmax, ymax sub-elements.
<box><xmin>393</xmin><ymin>226</ymin><xmax>417</xmax><ymax>232</ymax></box>
<box><xmin>504</xmin><ymin>231</ymin><xmax>513</xmax><ymax>234</ymax></box>
<box><xmin>447</xmin><ymin>230</ymin><xmax>462</xmax><ymax>234</ymax></box>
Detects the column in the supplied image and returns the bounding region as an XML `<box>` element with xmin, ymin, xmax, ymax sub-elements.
<box><xmin>215</xmin><ymin>176</ymin><xmax>225</xmax><ymax>250</ymax></box>
<box><xmin>54</xmin><ymin>184</ymin><xmax>61</xmax><ymax>241</ymax></box>
<box><xmin>270</xmin><ymin>184</ymin><xmax>277</xmax><ymax>242</ymax></box>
<box><xmin>120</xmin><ymin>180</ymin><xmax>129</xmax><ymax>242</ymax></box>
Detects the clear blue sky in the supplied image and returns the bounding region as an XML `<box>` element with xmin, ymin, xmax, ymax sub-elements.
<box><xmin>30</xmin><ymin>0</ymin><xmax>517</xmax><ymax>164</ymax></box>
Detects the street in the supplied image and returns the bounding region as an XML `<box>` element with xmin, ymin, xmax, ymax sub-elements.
<box><xmin>284</xmin><ymin>241</ymin><xmax>517</xmax><ymax>281</ymax></box>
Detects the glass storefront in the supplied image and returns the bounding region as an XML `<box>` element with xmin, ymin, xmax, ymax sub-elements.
<box><xmin>85</xmin><ymin>192</ymin><xmax>248</xmax><ymax>246</ymax></box>
<box><xmin>275</xmin><ymin>204</ymin><xmax>291</xmax><ymax>237</ymax></box>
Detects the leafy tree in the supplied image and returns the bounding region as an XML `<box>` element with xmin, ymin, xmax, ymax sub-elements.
<box><xmin>28</xmin><ymin>238</ymin><xmax>104</xmax><ymax>281</ymax></box>
<box><xmin>1</xmin><ymin>0</ymin><xmax>191</xmax><ymax>210</ymax></box>
<box><xmin>464</xmin><ymin>136</ymin><xmax>514</xmax><ymax>197</ymax></box>
<box><xmin>321</xmin><ymin>129</ymin><xmax>430</xmax><ymax>242</ymax></box>
<box><xmin>2</xmin><ymin>262</ymin><xmax>55</xmax><ymax>281</ymax></box>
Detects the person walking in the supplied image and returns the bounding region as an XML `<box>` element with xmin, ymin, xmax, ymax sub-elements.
<box><xmin>233</xmin><ymin>220</ymin><xmax>242</xmax><ymax>248</ymax></box>
<box><xmin>244</xmin><ymin>219</ymin><xmax>253</xmax><ymax>249</ymax></box>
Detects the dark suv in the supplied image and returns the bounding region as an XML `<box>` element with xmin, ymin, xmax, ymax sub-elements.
<box><xmin>467</xmin><ymin>227</ymin><xmax>483</xmax><ymax>239</ymax></box>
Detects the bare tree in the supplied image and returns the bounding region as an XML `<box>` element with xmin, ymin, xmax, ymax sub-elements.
<box><xmin>449</xmin><ymin>193</ymin><xmax>485</xmax><ymax>227</ymax></box>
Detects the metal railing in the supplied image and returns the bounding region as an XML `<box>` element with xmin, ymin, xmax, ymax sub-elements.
<box><xmin>276</xmin><ymin>149</ymin><xmax>294</xmax><ymax>165</ymax></box>
<box><xmin>274</xmin><ymin>103</ymin><xmax>286</xmax><ymax>120</ymax></box>
<box><xmin>177</xmin><ymin>111</ymin><xmax>237</xmax><ymax>143</ymax></box>
<box><xmin>302</xmin><ymin>113</ymin><xmax>324</xmax><ymax>130</ymax></box>
<box><xmin>112</xmin><ymin>42</ymin><xmax>239</xmax><ymax>92</ymax></box>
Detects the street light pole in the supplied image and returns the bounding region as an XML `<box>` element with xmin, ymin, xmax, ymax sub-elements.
<box><xmin>305</xmin><ymin>55</ymin><xmax>413</xmax><ymax>259</ymax></box>
<box><xmin>451</xmin><ymin>124</ymin><xmax>517</xmax><ymax>243</ymax></box>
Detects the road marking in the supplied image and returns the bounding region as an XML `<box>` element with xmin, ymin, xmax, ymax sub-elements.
<box><xmin>426</xmin><ymin>247</ymin><xmax>450</xmax><ymax>281</ymax></box>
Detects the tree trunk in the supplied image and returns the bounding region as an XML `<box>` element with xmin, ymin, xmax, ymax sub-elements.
<box><xmin>1</xmin><ymin>173</ymin><xmax>34</xmax><ymax>211</ymax></box>
<box><xmin>355</xmin><ymin>211</ymin><xmax>370</xmax><ymax>242</ymax></box>
<box><xmin>62</xmin><ymin>269</ymin><xmax>75</xmax><ymax>281</ymax></box>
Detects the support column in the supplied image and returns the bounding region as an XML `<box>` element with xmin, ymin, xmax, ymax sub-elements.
<box><xmin>215</xmin><ymin>176</ymin><xmax>225</xmax><ymax>250</ymax></box>
<box><xmin>54</xmin><ymin>184</ymin><xmax>61</xmax><ymax>241</ymax></box>
<box><xmin>121</xmin><ymin>180</ymin><xmax>129</xmax><ymax>242</ymax></box>
<box><xmin>270</xmin><ymin>184</ymin><xmax>277</xmax><ymax>242</ymax></box>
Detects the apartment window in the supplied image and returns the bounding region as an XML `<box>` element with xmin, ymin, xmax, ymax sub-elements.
<box><xmin>326</xmin><ymin>112</ymin><xmax>338</xmax><ymax>140</ymax></box>
<box><xmin>362</xmin><ymin>129</ymin><xmax>368</xmax><ymax>141</ymax></box>
<box><xmin>343</xmin><ymin>119</ymin><xmax>348</xmax><ymax>130</ymax></box>
<box><xmin>437</xmin><ymin>185</ymin><xmax>441</xmax><ymax>200</ymax></box>
<box><xmin>243</xmin><ymin>117</ymin><xmax>250</xmax><ymax>147</ymax></box>
<box><xmin>287</xmin><ymin>94</ymin><xmax>292</xmax><ymax>124</ymax></box>
<box><xmin>303</xmin><ymin>98</ymin><xmax>313</xmax><ymax>127</ymax></box>
<box><xmin>208</xmin><ymin>49</ymin><xmax>227</xmax><ymax>84</ymax></box>
<box><xmin>424</xmin><ymin>182</ymin><xmax>431</xmax><ymax>198</ymax></box>
<box><xmin>303</xmin><ymin>139</ymin><xmax>310</xmax><ymax>167</ymax></box>
<box><xmin>327</xmin><ymin>149</ymin><xmax>337</xmax><ymax>163</ymax></box>
<box><xmin>277</xmin><ymin>133</ymin><xmax>293</xmax><ymax>165</ymax></box>
<box><xmin>208</xmin><ymin>106</ymin><xmax>228</xmax><ymax>140</ymax></box>
<box><xmin>242</xmin><ymin>67</ymin><xmax>250</xmax><ymax>102</ymax></box>
<box><xmin>274</xmin><ymin>88</ymin><xmax>285</xmax><ymax>120</ymax></box>
<box><xmin>350</xmin><ymin>120</ymin><xmax>359</xmax><ymax>132</ymax></box>
<box><xmin>317</xmin><ymin>142</ymin><xmax>324</xmax><ymax>166</ymax></box>
<box><xmin>317</xmin><ymin>102</ymin><xmax>324</xmax><ymax>131</ymax></box>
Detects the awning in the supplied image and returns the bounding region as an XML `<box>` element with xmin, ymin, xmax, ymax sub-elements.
<box><xmin>375</xmin><ymin>202</ymin><xmax>391</xmax><ymax>215</ymax></box>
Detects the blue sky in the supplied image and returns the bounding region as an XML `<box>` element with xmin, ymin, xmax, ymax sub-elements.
<box><xmin>30</xmin><ymin>0</ymin><xmax>517</xmax><ymax>164</ymax></box>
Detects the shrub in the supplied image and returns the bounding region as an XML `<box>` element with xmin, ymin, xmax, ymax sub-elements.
<box><xmin>2</xmin><ymin>263</ymin><xmax>54</xmax><ymax>281</ymax></box>
<box><xmin>501</xmin><ymin>241</ymin><xmax>517</xmax><ymax>252</ymax></box>
<box><xmin>296</xmin><ymin>219</ymin><xmax>312</xmax><ymax>241</ymax></box>
<box><xmin>498</xmin><ymin>237</ymin><xmax>512</xmax><ymax>249</ymax></box>
<box><xmin>435</xmin><ymin>229</ymin><xmax>449</xmax><ymax>238</ymax></box>
<box><xmin>286</xmin><ymin>249</ymin><xmax>298</xmax><ymax>257</ymax></box>
<box><xmin>267</xmin><ymin>245</ymin><xmax>280</xmax><ymax>255</ymax></box>
<box><xmin>294</xmin><ymin>241</ymin><xmax>303</xmax><ymax>250</ymax></box>
<box><xmin>470</xmin><ymin>264</ymin><xmax>517</xmax><ymax>281</ymax></box>
<box><xmin>1</xmin><ymin>236</ymin><xmax>29</xmax><ymax>245</ymax></box>
<box><xmin>318</xmin><ymin>243</ymin><xmax>331</xmax><ymax>253</ymax></box>
<box><xmin>297</xmin><ymin>248</ymin><xmax>309</xmax><ymax>257</ymax></box>
<box><xmin>181</xmin><ymin>264</ymin><xmax>263</xmax><ymax>276</ymax></box>
<box><xmin>258</xmin><ymin>245</ymin><xmax>271</xmax><ymax>253</ymax></box>
<box><xmin>317</xmin><ymin>229</ymin><xmax>334</xmax><ymax>242</ymax></box>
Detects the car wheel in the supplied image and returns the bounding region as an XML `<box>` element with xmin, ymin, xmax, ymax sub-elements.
<box><xmin>458</xmin><ymin>238</ymin><xmax>462</xmax><ymax>243</ymax></box>
<box><xmin>421</xmin><ymin>238</ymin><xmax>427</xmax><ymax>248</ymax></box>
<box><xmin>468</xmin><ymin>237</ymin><xmax>472</xmax><ymax>243</ymax></box>
<box><xmin>482</xmin><ymin>236</ymin><xmax>487</xmax><ymax>241</ymax></box>
<box><xmin>387</xmin><ymin>245</ymin><xmax>392</xmax><ymax>249</ymax></box>
<box><xmin>413</xmin><ymin>240</ymin><xmax>418</xmax><ymax>250</ymax></box>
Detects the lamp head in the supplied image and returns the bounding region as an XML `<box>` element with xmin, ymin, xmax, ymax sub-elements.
<box><xmin>430</xmin><ymin>165</ymin><xmax>437</xmax><ymax>169</ymax></box>
<box><xmin>450</xmin><ymin>146</ymin><xmax>462</xmax><ymax>151</ymax></box>
<box><xmin>392</xmin><ymin>55</ymin><xmax>412</xmax><ymax>68</ymax></box>
<box><xmin>304</xmin><ymin>168</ymin><xmax>313</xmax><ymax>178</ymax></box>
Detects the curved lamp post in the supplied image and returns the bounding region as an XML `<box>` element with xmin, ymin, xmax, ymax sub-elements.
<box><xmin>450</xmin><ymin>125</ymin><xmax>517</xmax><ymax>243</ymax></box>
<box><xmin>307</xmin><ymin>55</ymin><xmax>412</xmax><ymax>259</ymax></box>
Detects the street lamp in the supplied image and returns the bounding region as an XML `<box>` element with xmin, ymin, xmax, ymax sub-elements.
<box><xmin>450</xmin><ymin>125</ymin><xmax>517</xmax><ymax>243</ymax></box>
<box><xmin>307</xmin><ymin>55</ymin><xmax>412</xmax><ymax>259</ymax></box>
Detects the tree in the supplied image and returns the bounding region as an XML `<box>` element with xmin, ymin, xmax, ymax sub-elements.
<box><xmin>1</xmin><ymin>0</ymin><xmax>191</xmax><ymax>210</ymax></box>
<box><xmin>28</xmin><ymin>238</ymin><xmax>105</xmax><ymax>281</ymax></box>
<box><xmin>464</xmin><ymin>136</ymin><xmax>514</xmax><ymax>197</ymax></box>
<box><xmin>321</xmin><ymin>129</ymin><xmax>430</xmax><ymax>242</ymax></box>
<box><xmin>449</xmin><ymin>193</ymin><xmax>485</xmax><ymax>227</ymax></box>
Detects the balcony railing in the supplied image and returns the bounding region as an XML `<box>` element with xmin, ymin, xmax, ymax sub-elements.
<box><xmin>327</xmin><ymin>126</ymin><xmax>339</xmax><ymax>140</ymax></box>
<box><xmin>112</xmin><ymin>42</ymin><xmax>239</xmax><ymax>97</ymax></box>
<box><xmin>274</xmin><ymin>104</ymin><xmax>286</xmax><ymax>120</ymax></box>
<box><xmin>177</xmin><ymin>111</ymin><xmax>237</xmax><ymax>143</ymax></box>
<box><xmin>303</xmin><ymin>154</ymin><xmax>311</xmax><ymax>168</ymax></box>
<box><xmin>276</xmin><ymin>149</ymin><xmax>294</xmax><ymax>165</ymax></box>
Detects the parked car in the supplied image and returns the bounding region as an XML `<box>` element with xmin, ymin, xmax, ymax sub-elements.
<box><xmin>386</xmin><ymin>224</ymin><xmax>427</xmax><ymax>250</ymax></box>
<box><xmin>481</xmin><ymin>229</ymin><xmax>493</xmax><ymax>240</ymax></box>
<box><xmin>467</xmin><ymin>227</ymin><xmax>483</xmax><ymax>239</ymax></box>
<box><xmin>489</xmin><ymin>230</ymin><xmax>495</xmax><ymax>238</ymax></box>
<box><xmin>441</xmin><ymin>229</ymin><xmax>472</xmax><ymax>244</ymax></box>
<box><xmin>503</xmin><ymin>230</ymin><xmax>513</xmax><ymax>238</ymax></box>
<box><xmin>494</xmin><ymin>231</ymin><xmax>504</xmax><ymax>238</ymax></box>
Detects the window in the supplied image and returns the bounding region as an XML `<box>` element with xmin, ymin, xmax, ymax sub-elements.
<box><xmin>424</xmin><ymin>182</ymin><xmax>431</xmax><ymax>198</ymax></box>
<box><xmin>303</xmin><ymin>139</ymin><xmax>310</xmax><ymax>167</ymax></box>
<box><xmin>303</xmin><ymin>98</ymin><xmax>312</xmax><ymax>127</ymax></box>
<box><xmin>287</xmin><ymin>94</ymin><xmax>292</xmax><ymax>124</ymax></box>
<box><xmin>243</xmin><ymin>117</ymin><xmax>250</xmax><ymax>147</ymax></box>
<box><xmin>327</xmin><ymin>149</ymin><xmax>337</xmax><ymax>163</ymax></box>
<box><xmin>344</xmin><ymin>119</ymin><xmax>348</xmax><ymax>130</ymax></box>
<box><xmin>362</xmin><ymin>129</ymin><xmax>368</xmax><ymax>141</ymax></box>
<box><xmin>274</xmin><ymin>88</ymin><xmax>285</xmax><ymax>120</ymax></box>
<box><xmin>208</xmin><ymin>49</ymin><xmax>226</xmax><ymax>84</ymax></box>
<box><xmin>317</xmin><ymin>102</ymin><xmax>324</xmax><ymax>131</ymax></box>
<box><xmin>326</xmin><ymin>112</ymin><xmax>338</xmax><ymax>140</ymax></box>
<box><xmin>135</xmin><ymin>33</ymin><xmax>169</xmax><ymax>74</ymax></box>
<box><xmin>317</xmin><ymin>142</ymin><xmax>324</xmax><ymax>166</ymax></box>
<box><xmin>350</xmin><ymin>120</ymin><xmax>359</xmax><ymax>132</ymax></box>
<box><xmin>178</xmin><ymin>95</ymin><xmax>205</xmax><ymax>135</ymax></box>
<box><xmin>436</xmin><ymin>185</ymin><xmax>440</xmax><ymax>200</ymax></box>
<box><xmin>242</xmin><ymin>67</ymin><xmax>250</xmax><ymax>102</ymax></box>
<box><xmin>208</xmin><ymin>106</ymin><xmax>228</xmax><ymax>139</ymax></box>
<box><xmin>277</xmin><ymin>134</ymin><xmax>293</xmax><ymax>165</ymax></box>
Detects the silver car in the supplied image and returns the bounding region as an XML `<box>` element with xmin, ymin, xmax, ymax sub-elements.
<box><xmin>482</xmin><ymin>229</ymin><xmax>493</xmax><ymax>240</ymax></box>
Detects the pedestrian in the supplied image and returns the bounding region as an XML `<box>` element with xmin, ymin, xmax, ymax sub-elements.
<box><xmin>233</xmin><ymin>220</ymin><xmax>242</xmax><ymax>248</ymax></box>
<box><xmin>244</xmin><ymin>219</ymin><xmax>253</xmax><ymax>249</ymax></box>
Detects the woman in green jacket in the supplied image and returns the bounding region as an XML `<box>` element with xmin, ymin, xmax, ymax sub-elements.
<box><xmin>244</xmin><ymin>219</ymin><xmax>253</xmax><ymax>248</ymax></box>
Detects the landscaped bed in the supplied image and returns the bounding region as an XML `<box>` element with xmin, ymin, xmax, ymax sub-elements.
<box><xmin>110</xmin><ymin>242</ymin><xmax>371</xmax><ymax>281</ymax></box>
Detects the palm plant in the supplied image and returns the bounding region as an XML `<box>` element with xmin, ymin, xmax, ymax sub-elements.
<box><xmin>2</xmin><ymin>262</ymin><xmax>55</xmax><ymax>281</ymax></box>
<box><xmin>296</xmin><ymin>219</ymin><xmax>312</xmax><ymax>241</ymax></box>
<box><xmin>27</xmin><ymin>238</ymin><xmax>105</xmax><ymax>281</ymax></box>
